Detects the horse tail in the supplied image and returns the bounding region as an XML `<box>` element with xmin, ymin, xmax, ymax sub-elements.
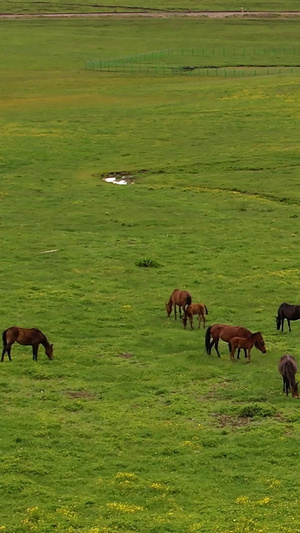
<box><xmin>205</xmin><ymin>326</ymin><xmax>212</xmax><ymax>354</ymax></box>
<box><xmin>2</xmin><ymin>329</ymin><xmax>7</xmax><ymax>347</ymax></box>
<box><xmin>204</xmin><ymin>305</ymin><xmax>208</xmax><ymax>315</ymax></box>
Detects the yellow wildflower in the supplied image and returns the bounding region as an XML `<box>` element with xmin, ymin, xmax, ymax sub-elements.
<box><xmin>106</xmin><ymin>502</ymin><xmax>143</xmax><ymax>513</ymax></box>
<box><xmin>115</xmin><ymin>472</ymin><xmax>136</xmax><ymax>480</ymax></box>
<box><xmin>257</xmin><ymin>497</ymin><xmax>271</xmax><ymax>505</ymax></box>
<box><xmin>235</xmin><ymin>495</ymin><xmax>249</xmax><ymax>504</ymax></box>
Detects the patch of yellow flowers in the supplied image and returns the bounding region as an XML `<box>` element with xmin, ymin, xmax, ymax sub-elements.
<box><xmin>106</xmin><ymin>502</ymin><xmax>144</xmax><ymax>513</ymax></box>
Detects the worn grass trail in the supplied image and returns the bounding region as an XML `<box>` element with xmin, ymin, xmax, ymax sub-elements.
<box><xmin>1</xmin><ymin>16</ymin><xmax>300</xmax><ymax>533</ymax></box>
<box><xmin>1</xmin><ymin>0</ymin><xmax>300</xmax><ymax>14</ymax></box>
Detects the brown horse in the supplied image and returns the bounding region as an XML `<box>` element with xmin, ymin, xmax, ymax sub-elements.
<box><xmin>166</xmin><ymin>289</ymin><xmax>192</xmax><ymax>320</ymax></box>
<box><xmin>229</xmin><ymin>332</ymin><xmax>266</xmax><ymax>363</ymax></box>
<box><xmin>1</xmin><ymin>327</ymin><xmax>53</xmax><ymax>362</ymax></box>
<box><xmin>278</xmin><ymin>355</ymin><xmax>299</xmax><ymax>398</ymax></box>
<box><xmin>205</xmin><ymin>323</ymin><xmax>254</xmax><ymax>358</ymax></box>
<box><xmin>276</xmin><ymin>303</ymin><xmax>300</xmax><ymax>332</ymax></box>
<box><xmin>182</xmin><ymin>303</ymin><xmax>208</xmax><ymax>330</ymax></box>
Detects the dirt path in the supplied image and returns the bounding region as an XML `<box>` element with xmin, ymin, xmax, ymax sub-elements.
<box><xmin>1</xmin><ymin>10</ymin><xmax>300</xmax><ymax>19</ymax></box>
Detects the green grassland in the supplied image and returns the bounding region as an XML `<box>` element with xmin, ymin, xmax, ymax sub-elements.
<box><xmin>1</xmin><ymin>16</ymin><xmax>300</xmax><ymax>533</ymax></box>
<box><xmin>1</xmin><ymin>0</ymin><xmax>300</xmax><ymax>14</ymax></box>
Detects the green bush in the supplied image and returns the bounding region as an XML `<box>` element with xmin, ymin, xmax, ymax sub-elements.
<box><xmin>238</xmin><ymin>403</ymin><xmax>277</xmax><ymax>418</ymax></box>
<box><xmin>135</xmin><ymin>258</ymin><xmax>160</xmax><ymax>268</ymax></box>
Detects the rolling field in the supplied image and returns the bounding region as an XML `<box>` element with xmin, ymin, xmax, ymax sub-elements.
<box><xmin>1</xmin><ymin>16</ymin><xmax>300</xmax><ymax>533</ymax></box>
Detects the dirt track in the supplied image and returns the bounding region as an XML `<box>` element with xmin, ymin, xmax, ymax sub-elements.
<box><xmin>1</xmin><ymin>10</ymin><xmax>300</xmax><ymax>19</ymax></box>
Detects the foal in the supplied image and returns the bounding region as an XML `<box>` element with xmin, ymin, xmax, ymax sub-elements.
<box><xmin>278</xmin><ymin>355</ymin><xmax>299</xmax><ymax>398</ymax></box>
<box><xmin>166</xmin><ymin>289</ymin><xmax>192</xmax><ymax>320</ymax></box>
<box><xmin>1</xmin><ymin>327</ymin><xmax>53</xmax><ymax>361</ymax></box>
<box><xmin>229</xmin><ymin>332</ymin><xmax>266</xmax><ymax>363</ymax></box>
<box><xmin>182</xmin><ymin>303</ymin><xmax>208</xmax><ymax>330</ymax></box>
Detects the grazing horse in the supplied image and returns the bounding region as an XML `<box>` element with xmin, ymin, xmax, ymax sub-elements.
<box><xmin>166</xmin><ymin>289</ymin><xmax>192</xmax><ymax>320</ymax></box>
<box><xmin>182</xmin><ymin>303</ymin><xmax>208</xmax><ymax>330</ymax></box>
<box><xmin>276</xmin><ymin>303</ymin><xmax>300</xmax><ymax>332</ymax></box>
<box><xmin>1</xmin><ymin>327</ymin><xmax>53</xmax><ymax>362</ymax></box>
<box><xmin>278</xmin><ymin>355</ymin><xmax>299</xmax><ymax>398</ymax></box>
<box><xmin>205</xmin><ymin>323</ymin><xmax>254</xmax><ymax>358</ymax></box>
<box><xmin>229</xmin><ymin>332</ymin><xmax>266</xmax><ymax>363</ymax></box>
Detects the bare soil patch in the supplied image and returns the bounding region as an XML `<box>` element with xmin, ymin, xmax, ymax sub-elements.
<box><xmin>216</xmin><ymin>414</ymin><xmax>250</xmax><ymax>427</ymax></box>
<box><xmin>1</xmin><ymin>11</ymin><xmax>300</xmax><ymax>19</ymax></box>
<box><xmin>63</xmin><ymin>390</ymin><xmax>98</xmax><ymax>399</ymax></box>
<box><xmin>0</xmin><ymin>11</ymin><xmax>300</xmax><ymax>19</ymax></box>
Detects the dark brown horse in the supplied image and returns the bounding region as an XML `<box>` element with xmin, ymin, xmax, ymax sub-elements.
<box><xmin>276</xmin><ymin>303</ymin><xmax>300</xmax><ymax>332</ymax></box>
<box><xmin>278</xmin><ymin>355</ymin><xmax>299</xmax><ymax>398</ymax></box>
<box><xmin>229</xmin><ymin>332</ymin><xmax>266</xmax><ymax>363</ymax></box>
<box><xmin>1</xmin><ymin>327</ymin><xmax>53</xmax><ymax>362</ymax></box>
<box><xmin>166</xmin><ymin>289</ymin><xmax>192</xmax><ymax>320</ymax></box>
<box><xmin>182</xmin><ymin>303</ymin><xmax>208</xmax><ymax>330</ymax></box>
<box><xmin>205</xmin><ymin>323</ymin><xmax>254</xmax><ymax>358</ymax></box>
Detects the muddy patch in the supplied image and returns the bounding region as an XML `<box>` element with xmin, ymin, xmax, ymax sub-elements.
<box><xmin>116</xmin><ymin>352</ymin><xmax>134</xmax><ymax>358</ymax></box>
<box><xmin>198</xmin><ymin>379</ymin><xmax>233</xmax><ymax>400</ymax></box>
<box><xmin>215</xmin><ymin>414</ymin><xmax>250</xmax><ymax>428</ymax></box>
<box><xmin>62</xmin><ymin>390</ymin><xmax>98</xmax><ymax>399</ymax></box>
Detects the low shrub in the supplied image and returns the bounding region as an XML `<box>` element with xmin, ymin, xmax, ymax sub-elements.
<box><xmin>238</xmin><ymin>403</ymin><xmax>276</xmax><ymax>418</ymax></box>
<box><xmin>135</xmin><ymin>258</ymin><xmax>160</xmax><ymax>268</ymax></box>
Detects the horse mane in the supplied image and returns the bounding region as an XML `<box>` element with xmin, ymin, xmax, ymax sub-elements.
<box><xmin>167</xmin><ymin>289</ymin><xmax>179</xmax><ymax>304</ymax></box>
<box><xmin>40</xmin><ymin>332</ymin><xmax>50</xmax><ymax>348</ymax></box>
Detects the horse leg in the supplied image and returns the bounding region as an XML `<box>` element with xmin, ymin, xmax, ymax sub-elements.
<box><xmin>288</xmin><ymin>319</ymin><xmax>291</xmax><ymax>332</ymax></box>
<box><xmin>214</xmin><ymin>340</ymin><xmax>221</xmax><ymax>358</ymax></box>
<box><xmin>230</xmin><ymin>346</ymin><xmax>235</xmax><ymax>362</ymax></box>
<box><xmin>1</xmin><ymin>344</ymin><xmax>12</xmax><ymax>362</ymax></box>
<box><xmin>174</xmin><ymin>304</ymin><xmax>177</xmax><ymax>320</ymax></box>
<box><xmin>244</xmin><ymin>349</ymin><xmax>247</xmax><ymax>359</ymax></box>
<box><xmin>179</xmin><ymin>306</ymin><xmax>182</xmax><ymax>319</ymax></box>
<box><xmin>197</xmin><ymin>314</ymin><xmax>201</xmax><ymax>329</ymax></box>
<box><xmin>246</xmin><ymin>348</ymin><xmax>251</xmax><ymax>364</ymax></box>
<box><xmin>281</xmin><ymin>318</ymin><xmax>284</xmax><ymax>332</ymax></box>
<box><xmin>285</xmin><ymin>378</ymin><xmax>290</xmax><ymax>396</ymax></box>
<box><xmin>208</xmin><ymin>340</ymin><xmax>214</xmax><ymax>355</ymax></box>
<box><xmin>32</xmin><ymin>344</ymin><xmax>39</xmax><ymax>361</ymax></box>
<box><xmin>190</xmin><ymin>316</ymin><xmax>193</xmax><ymax>330</ymax></box>
<box><xmin>282</xmin><ymin>377</ymin><xmax>286</xmax><ymax>393</ymax></box>
<box><xmin>203</xmin><ymin>315</ymin><xmax>206</xmax><ymax>329</ymax></box>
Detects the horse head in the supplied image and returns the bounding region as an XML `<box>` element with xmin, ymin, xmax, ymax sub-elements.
<box><xmin>45</xmin><ymin>343</ymin><xmax>54</xmax><ymax>360</ymax></box>
<box><xmin>166</xmin><ymin>302</ymin><xmax>172</xmax><ymax>317</ymax></box>
<box><xmin>275</xmin><ymin>315</ymin><xmax>281</xmax><ymax>331</ymax></box>
<box><xmin>291</xmin><ymin>382</ymin><xmax>299</xmax><ymax>399</ymax></box>
<box><xmin>255</xmin><ymin>333</ymin><xmax>266</xmax><ymax>353</ymax></box>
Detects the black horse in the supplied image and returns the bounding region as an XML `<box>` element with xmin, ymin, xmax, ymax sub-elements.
<box><xmin>276</xmin><ymin>303</ymin><xmax>300</xmax><ymax>332</ymax></box>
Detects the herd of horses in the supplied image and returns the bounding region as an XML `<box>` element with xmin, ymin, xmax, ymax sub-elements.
<box><xmin>1</xmin><ymin>291</ymin><xmax>299</xmax><ymax>400</ymax></box>
<box><xmin>166</xmin><ymin>289</ymin><xmax>300</xmax><ymax>399</ymax></box>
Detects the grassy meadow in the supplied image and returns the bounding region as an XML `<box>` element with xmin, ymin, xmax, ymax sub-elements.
<box><xmin>1</xmin><ymin>15</ymin><xmax>300</xmax><ymax>533</ymax></box>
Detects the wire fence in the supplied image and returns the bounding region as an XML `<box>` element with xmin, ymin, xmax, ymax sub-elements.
<box><xmin>86</xmin><ymin>47</ymin><xmax>300</xmax><ymax>77</ymax></box>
